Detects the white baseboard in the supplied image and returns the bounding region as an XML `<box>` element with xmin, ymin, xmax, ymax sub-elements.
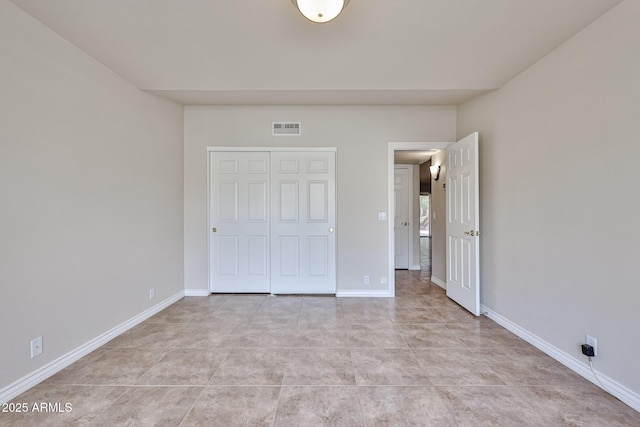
<box><xmin>336</xmin><ymin>290</ymin><xmax>392</xmax><ymax>298</ymax></box>
<box><xmin>430</xmin><ymin>276</ymin><xmax>446</xmax><ymax>289</ymax></box>
<box><xmin>409</xmin><ymin>264</ymin><xmax>421</xmax><ymax>271</ymax></box>
<box><xmin>481</xmin><ymin>304</ymin><xmax>640</xmax><ymax>413</ymax></box>
<box><xmin>184</xmin><ymin>288</ymin><xmax>210</xmax><ymax>296</ymax></box>
<box><xmin>0</xmin><ymin>290</ymin><xmax>184</xmax><ymax>405</ymax></box>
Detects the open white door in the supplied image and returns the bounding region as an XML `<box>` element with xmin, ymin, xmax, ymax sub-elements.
<box><xmin>446</xmin><ymin>132</ymin><xmax>480</xmax><ymax>315</ymax></box>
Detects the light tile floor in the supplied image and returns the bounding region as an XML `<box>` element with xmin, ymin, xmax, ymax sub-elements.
<box><xmin>5</xmin><ymin>271</ymin><xmax>640</xmax><ymax>426</ymax></box>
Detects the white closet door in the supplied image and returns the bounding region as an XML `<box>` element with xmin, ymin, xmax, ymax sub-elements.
<box><xmin>209</xmin><ymin>151</ymin><xmax>270</xmax><ymax>293</ymax></box>
<box><xmin>270</xmin><ymin>151</ymin><xmax>336</xmax><ymax>294</ymax></box>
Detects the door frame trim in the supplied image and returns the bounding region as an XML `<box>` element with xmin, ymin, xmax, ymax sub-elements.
<box><xmin>207</xmin><ymin>147</ymin><xmax>337</xmax><ymax>152</ymax></box>
<box><xmin>207</xmin><ymin>146</ymin><xmax>337</xmax><ymax>294</ymax></box>
<box><xmin>388</xmin><ymin>142</ymin><xmax>449</xmax><ymax>297</ymax></box>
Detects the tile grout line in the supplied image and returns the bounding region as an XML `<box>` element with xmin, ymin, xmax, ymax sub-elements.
<box><xmin>176</xmin><ymin>384</ymin><xmax>208</xmax><ymax>427</ymax></box>
<box><xmin>269</xmin><ymin>347</ymin><xmax>291</xmax><ymax>427</ymax></box>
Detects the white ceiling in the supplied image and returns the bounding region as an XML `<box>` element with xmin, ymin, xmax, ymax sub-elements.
<box><xmin>10</xmin><ymin>0</ymin><xmax>621</xmax><ymax>105</ymax></box>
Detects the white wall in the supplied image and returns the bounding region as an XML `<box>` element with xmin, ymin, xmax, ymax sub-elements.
<box><xmin>0</xmin><ymin>0</ymin><xmax>184</xmax><ymax>393</ymax></box>
<box><xmin>184</xmin><ymin>106</ymin><xmax>456</xmax><ymax>293</ymax></box>
<box><xmin>457</xmin><ymin>0</ymin><xmax>640</xmax><ymax>398</ymax></box>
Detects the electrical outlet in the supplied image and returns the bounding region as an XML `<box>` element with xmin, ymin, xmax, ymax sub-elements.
<box><xmin>31</xmin><ymin>336</ymin><xmax>43</xmax><ymax>358</ymax></box>
<box><xmin>363</xmin><ymin>275</ymin><xmax>370</xmax><ymax>285</ymax></box>
<box><xmin>586</xmin><ymin>334</ymin><xmax>598</xmax><ymax>356</ymax></box>
<box><xmin>149</xmin><ymin>288</ymin><xmax>155</xmax><ymax>300</ymax></box>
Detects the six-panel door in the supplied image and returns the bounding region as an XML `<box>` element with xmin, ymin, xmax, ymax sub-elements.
<box><xmin>270</xmin><ymin>151</ymin><xmax>336</xmax><ymax>294</ymax></box>
<box><xmin>209</xmin><ymin>151</ymin><xmax>271</xmax><ymax>293</ymax></box>
<box><xmin>445</xmin><ymin>133</ymin><xmax>480</xmax><ymax>316</ymax></box>
<box><xmin>394</xmin><ymin>165</ymin><xmax>411</xmax><ymax>269</ymax></box>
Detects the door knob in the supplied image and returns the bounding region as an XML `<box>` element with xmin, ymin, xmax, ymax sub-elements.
<box><xmin>212</xmin><ymin>227</ymin><xmax>217</xmax><ymax>233</ymax></box>
<box><xmin>403</xmin><ymin>222</ymin><xmax>409</xmax><ymax>226</ymax></box>
<box><xmin>329</xmin><ymin>227</ymin><xmax>334</xmax><ymax>233</ymax></box>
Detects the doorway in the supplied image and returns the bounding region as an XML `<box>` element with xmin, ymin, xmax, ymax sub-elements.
<box><xmin>388</xmin><ymin>142</ymin><xmax>449</xmax><ymax>297</ymax></box>
<box><xmin>419</xmin><ymin>193</ymin><xmax>431</xmax><ymax>274</ymax></box>
<box><xmin>389</xmin><ymin>134</ymin><xmax>481</xmax><ymax>316</ymax></box>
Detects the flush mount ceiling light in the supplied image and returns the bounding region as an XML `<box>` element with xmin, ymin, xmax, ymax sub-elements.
<box><xmin>292</xmin><ymin>0</ymin><xmax>350</xmax><ymax>23</ymax></box>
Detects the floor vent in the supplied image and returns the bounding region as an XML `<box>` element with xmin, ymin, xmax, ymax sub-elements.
<box><xmin>272</xmin><ymin>122</ymin><xmax>301</xmax><ymax>136</ymax></box>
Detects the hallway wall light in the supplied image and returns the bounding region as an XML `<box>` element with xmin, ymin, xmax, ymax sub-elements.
<box><xmin>430</xmin><ymin>165</ymin><xmax>441</xmax><ymax>181</ymax></box>
<box><xmin>292</xmin><ymin>0</ymin><xmax>350</xmax><ymax>23</ymax></box>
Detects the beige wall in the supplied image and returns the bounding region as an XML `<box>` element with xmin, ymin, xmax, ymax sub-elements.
<box><xmin>411</xmin><ymin>165</ymin><xmax>421</xmax><ymax>270</ymax></box>
<box><xmin>457</xmin><ymin>0</ymin><xmax>640</xmax><ymax>396</ymax></box>
<box><xmin>184</xmin><ymin>105</ymin><xmax>456</xmax><ymax>293</ymax></box>
<box><xmin>0</xmin><ymin>0</ymin><xmax>184</xmax><ymax>391</ymax></box>
<box><xmin>430</xmin><ymin>150</ymin><xmax>447</xmax><ymax>284</ymax></box>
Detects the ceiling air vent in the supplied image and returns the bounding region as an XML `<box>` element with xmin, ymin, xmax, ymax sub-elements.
<box><xmin>272</xmin><ymin>122</ymin><xmax>301</xmax><ymax>136</ymax></box>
